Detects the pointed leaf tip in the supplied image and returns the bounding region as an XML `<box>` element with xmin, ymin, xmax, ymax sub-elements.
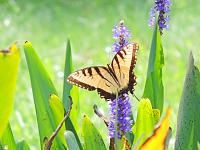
<box><xmin>189</xmin><ymin>51</ymin><xmax>194</xmax><ymax>65</ymax></box>
<box><xmin>24</xmin><ymin>41</ymin><xmax>32</xmax><ymax>48</ymax></box>
<box><xmin>82</xmin><ymin>115</ymin><xmax>106</xmax><ymax>150</ymax></box>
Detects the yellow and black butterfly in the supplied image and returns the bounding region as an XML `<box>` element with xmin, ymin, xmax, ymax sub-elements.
<box><xmin>67</xmin><ymin>43</ymin><xmax>139</xmax><ymax>100</ymax></box>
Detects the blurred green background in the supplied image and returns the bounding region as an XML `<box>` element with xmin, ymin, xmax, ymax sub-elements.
<box><xmin>0</xmin><ymin>0</ymin><xmax>200</xmax><ymax>149</ymax></box>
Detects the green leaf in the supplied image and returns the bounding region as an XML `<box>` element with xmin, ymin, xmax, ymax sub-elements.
<box><xmin>17</xmin><ymin>140</ymin><xmax>30</xmax><ymax>150</ymax></box>
<box><xmin>64</xmin><ymin>131</ymin><xmax>80</xmax><ymax>150</ymax></box>
<box><xmin>125</xmin><ymin>132</ymin><xmax>134</xmax><ymax>147</ymax></box>
<box><xmin>24</xmin><ymin>41</ymin><xmax>64</xmax><ymax>149</ymax></box>
<box><xmin>62</xmin><ymin>40</ymin><xmax>82</xmax><ymax>149</ymax></box>
<box><xmin>175</xmin><ymin>52</ymin><xmax>200</xmax><ymax>150</ymax></box>
<box><xmin>0</xmin><ymin>124</ymin><xmax>17</xmax><ymax>150</ymax></box>
<box><xmin>69</xmin><ymin>86</ymin><xmax>80</xmax><ymax>130</ymax></box>
<box><xmin>0</xmin><ymin>43</ymin><xmax>20</xmax><ymax>137</ymax></box>
<box><xmin>63</xmin><ymin>40</ymin><xmax>73</xmax><ymax>111</ymax></box>
<box><xmin>82</xmin><ymin>115</ymin><xmax>106</xmax><ymax>150</ymax></box>
<box><xmin>133</xmin><ymin>99</ymin><xmax>160</xmax><ymax>149</ymax></box>
<box><xmin>143</xmin><ymin>24</ymin><xmax>164</xmax><ymax>113</ymax></box>
<box><xmin>49</xmin><ymin>94</ymin><xmax>67</xmax><ymax>147</ymax></box>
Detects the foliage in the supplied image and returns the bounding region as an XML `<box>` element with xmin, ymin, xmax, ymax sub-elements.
<box><xmin>24</xmin><ymin>41</ymin><xmax>64</xmax><ymax>149</ymax></box>
<box><xmin>143</xmin><ymin>24</ymin><xmax>164</xmax><ymax>113</ymax></box>
<box><xmin>0</xmin><ymin>124</ymin><xmax>17</xmax><ymax>150</ymax></box>
<box><xmin>133</xmin><ymin>99</ymin><xmax>160</xmax><ymax>148</ymax></box>
<box><xmin>82</xmin><ymin>115</ymin><xmax>106</xmax><ymax>150</ymax></box>
<box><xmin>0</xmin><ymin>43</ymin><xmax>20</xmax><ymax>138</ymax></box>
<box><xmin>175</xmin><ymin>52</ymin><xmax>200</xmax><ymax>150</ymax></box>
<box><xmin>139</xmin><ymin>108</ymin><xmax>171</xmax><ymax>150</ymax></box>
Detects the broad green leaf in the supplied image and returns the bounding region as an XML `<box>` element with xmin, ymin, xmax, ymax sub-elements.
<box><xmin>139</xmin><ymin>108</ymin><xmax>171</xmax><ymax>150</ymax></box>
<box><xmin>62</xmin><ymin>40</ymin><xmax>82</xmax><ymax>149</ymax></box>
<box><xmin>143</xmin><ymin>24</ymin><xmax>164</xmax><ymax>113</ymax></box>
<box><xmin>64</xmin><ymin>131</ymin><xmax>80</xmax><ymax>150</ymax></box>
<box><xmin>82</xmin><ymin>115</ymin><xmax>106</xmax><ymax>150</ymax></box>
<box><xmin>0</xmin><ymin>124</ymin><xmax>17</xmax><ymax>150</ymax></box>
<box><xmin>17</xmin><ymin>140</ymin><xmax>30</xmax><ymax>150</ymax></box>
<box><xmin>133</xmin><ymin>99</ymin><xmax>160</xmax><ymax>149</ymax></box>
<box><xmin>0</xmin><ymin>43</ymin><xmax>20</xmax><ymax>137</ymax></box>
<box><xmin>24</xmin><ymin>41</ymin><xmax>64</xmax><ymax>149</ymax></box>
<box><xmin>175</xmin><ymin>52</ymin><xmax>200</xmax><ymax>150</ymax></box>
<box><xmin>49</xmin><ymin>94</ymin><xmax>67</xmax><ymax>147</ymax></box>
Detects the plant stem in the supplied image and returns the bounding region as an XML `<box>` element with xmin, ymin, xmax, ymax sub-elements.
<box><xmin>114</xmin><ymin>92</ymin><xmax>119</xmax><ymax>150</ymax></box>
<box><xmin>45</xmin><ymin>96</ymin><xmax>73</xmax><ymax>150</ymax></box>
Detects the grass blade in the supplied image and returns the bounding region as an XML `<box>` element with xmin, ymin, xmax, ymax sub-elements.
<box><xmin>24</xmin><ymin>41</ymin><xmax>64</xmax><ymax>149</ymax></box>
<box><xmin>175</xmin><ymin>52</ymin><xmax>200</xmax><ymax>150</ymax></box>
<box><xmin>62</xmin><ymin>40</ymin><xmax>82</xmax><ymax>149</ymax></box>
<box><xmin>0</xmin><ymin>43</ymin><xmax>20</xmax><ymax>137</ymax></box>
<box><xmin>143</xmin><ymin>24</ymin><xmax>164</xmax><ymax>113</ymax></box>
<box><xmin>63</xmin><ymin>40</ymin><xmax>73</xmax><ymax>111</ymax></box>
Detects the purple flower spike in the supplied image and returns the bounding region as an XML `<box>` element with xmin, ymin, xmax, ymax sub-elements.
<box><xmin>108</xmin><ymin>94</ymin><xmax>133</xmax><ymax>139</ymax></box>
<box><xmin>108</xmin><ymin>21</ymin><xmax>133</xmax><ymax>139</ymax></box>
<box><xmin>148</xmin><ymin>0</ymin><xmax>172</xmax><ymax>34</ymax></box>
<box><xmin>112</xmin><ymin>20</ymin><xmax>131</xmax><ymax>53</ymax></box>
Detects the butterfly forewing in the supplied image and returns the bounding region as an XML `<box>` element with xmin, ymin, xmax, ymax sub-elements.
<box><xmin>67</xmin><ymin>66</ymin><xmax>119</xmax><ymax>100</ymax></box>
<box><xmin>111</xmin><ymin>43</ymin><xmax>138</xmax><ymax>94</ymax></box>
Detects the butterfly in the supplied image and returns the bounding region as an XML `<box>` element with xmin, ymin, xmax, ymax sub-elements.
<box><xmin>67</xmin><ymin>43</ymin><xmax>138</xmax><ymax>101</ymax></box>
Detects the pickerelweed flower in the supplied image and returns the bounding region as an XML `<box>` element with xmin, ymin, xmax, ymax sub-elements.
<box><xmin>148</xmin><ymin>0</ymin><xmax>172</xmax><ymax>34</ymax></box>
<box><xmin>112</xmin><ymin>20</ymin><xmax>131</xmax><ymax>53</ymax></box>
<box><xmin>108</xmin><ymin>21</ymin><xmax>133</xmax><ymax>139</ymax></box>
<box><xmin>108</xmin><ymin>94</ymin><xmax>133</xmax><ymax>138</ymax></box>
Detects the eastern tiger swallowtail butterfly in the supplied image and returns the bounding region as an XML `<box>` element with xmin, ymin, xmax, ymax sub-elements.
<box><xmin>67</xmin><ymin>43</ymin><xmax>138</xmax><ymax>101</ymax></box>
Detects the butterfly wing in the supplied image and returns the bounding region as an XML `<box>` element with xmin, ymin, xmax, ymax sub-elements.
<box><xmin>111</xmin><ymin>43</ymin><xmax>138</xmax><ymax>94</ymax></box>
<box><xmin>67</xmin><ymin>66</ymin><xmax>120</xmax><ymax>100</ymax></box>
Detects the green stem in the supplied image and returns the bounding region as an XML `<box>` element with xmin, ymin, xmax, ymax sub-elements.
<box><xmin>114</xmin><ymin>92</ymin><xmax>119</xmax><ymax>150</ymax></box>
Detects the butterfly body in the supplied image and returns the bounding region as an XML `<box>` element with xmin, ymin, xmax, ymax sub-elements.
<box><xmin>67</xmin><ymin>43</ymin><xmax>138</xmax><ymax>100</ymax></box>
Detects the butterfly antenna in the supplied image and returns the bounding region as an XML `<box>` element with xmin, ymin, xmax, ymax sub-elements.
<box><xmin>134</xmin><ymin>94</ymin><xmax>140</xmax><ymax>101</ymax></box>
